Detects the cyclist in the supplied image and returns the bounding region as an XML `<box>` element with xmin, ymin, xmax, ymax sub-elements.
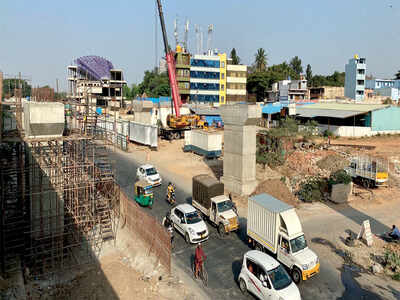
<box><xmin>195</xmin><ymin>242</ymin><xmax>206</xmax><ymax>279</ymax></box>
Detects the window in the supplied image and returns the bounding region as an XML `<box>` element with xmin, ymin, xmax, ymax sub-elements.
<box><xmin>221</xmin><ymin>73</ymin><xmax>225</xmax><ymax>79</ymax></box>
<box><xmin>221</xmin><ymin>96</ymin><xmax>224</xmax><ymax>102</ymax></box>
<box><xmin>280</xmin><ymin>237</ymin><xmax>290</xmax><ymax>253</ymax></box>
<box><xmin>221</xmin><ymin>62</ymin><xmax>225</xmax><ymax>68</ymax></box>
<box><xmin>246</xmin><ymin>259</ymin><xmax>266</xmax><ymax>282</ymax></box>
<box><xmin>221</xmin><ymin>84</ymin><xmax>224</xmax><ymax>91</ymax></box>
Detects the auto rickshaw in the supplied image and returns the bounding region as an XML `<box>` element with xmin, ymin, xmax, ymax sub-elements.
<box><xmin>134</xmin><ymin>180</ymin><xmax>154</xmax><ymax>208</ymax></box>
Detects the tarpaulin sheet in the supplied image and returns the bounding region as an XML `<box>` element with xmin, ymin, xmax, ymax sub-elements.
<box><xmin>129</xmin><ymin>121</ymin><xmax>158</xmax><ymax>148</ymax></box>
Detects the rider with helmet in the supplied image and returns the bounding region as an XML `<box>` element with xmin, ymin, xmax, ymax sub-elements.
<box><xmin>167</xmin><ymin>182</ymin><xmax>176</xmax><ymax>204</ymax></box>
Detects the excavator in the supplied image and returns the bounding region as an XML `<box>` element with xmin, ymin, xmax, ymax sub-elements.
<box><xmin>156</xmin><ymin>0</ymin><xmax>200</xmax><ymax>140</ymax></box>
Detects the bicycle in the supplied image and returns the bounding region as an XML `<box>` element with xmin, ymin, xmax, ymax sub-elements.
<box><xmin>192</xmin><ymin>259</ymin><xmax>208</xmax><ymax>286</ymax></box>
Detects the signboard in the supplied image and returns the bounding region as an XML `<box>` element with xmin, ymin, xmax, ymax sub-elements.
<box><xmin>357</xmin><ymin>220</ymin><xmax>373</xmax><ymax>246</ymax></box>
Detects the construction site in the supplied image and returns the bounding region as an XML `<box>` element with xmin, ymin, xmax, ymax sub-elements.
<box><xmin>2</xmin><ymin>1</ymin><xmax>400</xmax><ymax>300</ymax></box>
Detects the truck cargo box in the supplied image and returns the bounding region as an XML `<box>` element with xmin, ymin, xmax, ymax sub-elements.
<box><xmin>247</xmin><ymin>193</ymin><xmax>302</xmax><ymax>253</ymax></box>
<box><xmin>192</xmin><ymin>174</ymin><xmax>224</xmax><ymax>210</ymax></box>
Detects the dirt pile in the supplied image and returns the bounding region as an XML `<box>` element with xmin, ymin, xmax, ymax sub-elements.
<box><xmin>252</xmin><ymin>179</ymin><xmax>298</xmax><ymax>207</ymax></box>
<box><xmin>316</xmin><ymin>154</ymin><xmax>349</xmax><ymax>172</ymax></box>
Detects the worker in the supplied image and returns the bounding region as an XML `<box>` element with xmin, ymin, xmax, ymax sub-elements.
<box><xmin>389</xmin><ymin>225</ymin><xmax>400</xmax><ymax>239</ymax></box>
<box><xmin>195</xmin><ymin>243</ymin><xmax>206</xmax><ymax>279</ymax></box>
<box><xmin>229</xmin><ymin>193</ymin><xmax>237</xmax><ymax>214</ymax></box>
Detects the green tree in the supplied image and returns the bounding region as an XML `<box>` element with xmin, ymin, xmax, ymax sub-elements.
<box><xmin>138</xmin><ymin>69</ymin><xmax>170</xmax><ymax>97</ymax></box>
<box><xmin>395</xmin><ymin>70</ymin><xmax>400</xmax><ymax>80</ymax></box>
<box><xmin>247</xmin><ymin>72</ymin><xmax>270</xmax><ymax>100</ymax></box>
<box><xmin>289</xmin><ymin>56</ymin><xmax>303</xmax><ymax>77</ymax></box>
<box><xmin>311</xmin><ymin>71</ymin><xmax>345</xmax><ymax>87</ymax></box>
<box><xmin>254</xmin><ymin>48</ymin><xmax>267</xmax><ymax>72</ymax></box>
<box><xmin>2</xmin><ymin>78</ymin><xmax>31</xmax><ymax>98</ymax></box>
<box><xmin>130</xmin><ymin>84</ymin><xmax>140</xmax><ymax>99</ymax></box>
<box><xmin>122</xmin><ymin>85</ymin><xmax>131</xmax><ymax>99</ymax></box>
<box><xmin>230</xmin><ymin>48</ymin><xmax>240</xmax><ymax>65</ymax></box>
<box><xmin>306</xmin><ymin>64</ymin><xmax>312</xmax><ymax>85</ymax></box>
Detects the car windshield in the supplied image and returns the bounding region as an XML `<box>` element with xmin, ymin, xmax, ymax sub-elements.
<box><xmin>145</xmin><ymin>167</ymin><xmax>157</xmax><ymax>176</ymax></box>
<box><xmin>290</xmin><ymin>235</ymin><xmax>307</xmax><ymax>253</ymax></box>
<box><xmin>267</xmin><ymin>265</ymin><xmax>292</xmax><ymax>291</ymax></box>
<box><xmin>217</xmin><ymin>200</ymin><xmax>233</xmax><ymax>213</ymax></box>
<box><xmin>185</xmin><ymin>211</ymin><xmax>202</xmax><ymax>224</ymax></box>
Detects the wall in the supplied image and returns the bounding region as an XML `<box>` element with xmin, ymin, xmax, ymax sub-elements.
<box><xmin>23</xmin><ymin>102</ymin><xmax>64</xmax><ymax>138</ymax></box>
<box><xmin>372</xmin><ymin>106</ymin><xmax>400</xmax><ymax>131</ymax></box>
<box><xmin>375</xmin><ymin>87</ymin><xmax>399</xmax><ymax>101</ymax></box>
<box><xmin>318</xmin><ymin>124</ymin><xmax>400</xmax><ymax>137</ymax></box>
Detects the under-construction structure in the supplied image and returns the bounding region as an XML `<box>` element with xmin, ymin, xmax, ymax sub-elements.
<box><xmin>0</xmin><ymin>71</ymin><xmax>120</xmax><ymax>278</ymax></box>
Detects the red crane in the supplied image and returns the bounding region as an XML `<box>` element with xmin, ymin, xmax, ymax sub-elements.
<box><xmin>156</xmin><ymin>0</ymin><xmax>182</xmax><ymax>118</ymax></box>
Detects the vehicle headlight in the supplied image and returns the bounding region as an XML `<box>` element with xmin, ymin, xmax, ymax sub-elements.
<box><xmin>188</xmin><ymin>227</ymin><xmax>195</xmax><ymax>235</ymax></box>
<box><xmin>302</xmin><ymin>264</ymin><xmax>309</xmax><ymax>270</ymax></box>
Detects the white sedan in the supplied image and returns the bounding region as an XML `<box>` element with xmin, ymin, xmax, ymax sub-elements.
<box><xmin>136</xmin><ymin>164</ymin><xmax>162</xmax><ymax>187</ymax></box>
<box><xmin>170</xmin><ymin>204</ymin><xmax>209</xmax><ymax>244</ymax></box>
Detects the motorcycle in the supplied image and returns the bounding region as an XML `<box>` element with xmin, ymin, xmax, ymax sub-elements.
<box><xmin>163</xmin><ymin>213</ymin><xmax>175</xmax><ymax>248</ymax></box>
<box><xmin>166</xmin><ymin>190</ymin><xmax>176</xmax><ymax>205</ymax></box>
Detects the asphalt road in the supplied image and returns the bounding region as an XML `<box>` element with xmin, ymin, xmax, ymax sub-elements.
<box><xmin>110</xmin><ymin>150</ymin><xmax>384</xmax><ymax>300</ymax></box>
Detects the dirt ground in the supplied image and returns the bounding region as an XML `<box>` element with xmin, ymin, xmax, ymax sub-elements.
<box><xmin>23</xmin><ymin>226</ymin><xmax>206</xmax><ymax>300</ymax></box>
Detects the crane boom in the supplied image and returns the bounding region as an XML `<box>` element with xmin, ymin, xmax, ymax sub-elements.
<box><xmin>156</xmin><ymin>0</ymin><xmax>182</xmax><ymax>117</ymax></box>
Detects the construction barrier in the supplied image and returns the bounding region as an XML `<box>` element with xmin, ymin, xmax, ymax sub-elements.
<box><xmin>119</xmin><ymin>189</ymin><xmax>171</xmax><ymax>273</ymax></box>
<box><xmin>129</xmin><ymin>121</ymin><xmax>158</xmax><ymax>148</ymax></box>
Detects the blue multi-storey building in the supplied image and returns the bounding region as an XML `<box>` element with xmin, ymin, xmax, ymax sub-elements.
<box><xmin>190</xmin><ymin>54</ymin><xmax>221</xmax><ymax>104</ymax></box>
<box><xmin>345</xmin><ymin>55</ymin><xmax>366</xmax><ymax>101</ymax></box>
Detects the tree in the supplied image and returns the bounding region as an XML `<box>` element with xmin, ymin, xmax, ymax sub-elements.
<box><xmin>2</xmin><ymin>79</ymin><xmax>31</xmax><ymax>99</ymax></box>
<box><xmin>306</xmin><ymin>64</ymin><xmax>312</xmax><ymax>85</ymax></box>
<box><xmin>289</xmin><ymin>56</ymin><xmax>303</xmax><ymax>77</ymax></box>
<box><xmin>230</xmin><ymin>48</ymin><xmax>240</xmax><ymax>65</ymax></box>
<box><xmin>311</xmin><ymin>71</ymin><xmax>345</xmax><ymax>87</ymax></box>
<box><xmin>137</xmin><ymin>69</ymin><xmax>170</xmax><ymax>97</ymax></box>
<box><xmin>254</xmin><ymin>48</ymin><xmax>267</xmax><ymax>72</ymax></box>
<box><xmin>395</xmin><ymin>70</ymin><xmax>400</xmax><ymax>80</ymax></box>
<box><xmin>247</xmin><ymin>72</ymin><xmax>270</xmax><ymax>100</ymax></box>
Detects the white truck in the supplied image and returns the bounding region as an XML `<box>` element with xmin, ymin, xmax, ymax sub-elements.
<box><xmin>192</xmin><ymin>174</ymin><xmax>239</xmax><ymax>236</ymax></box>
<box><xmin>247</xmin><ymin>193</ymin><xmax>319</xmax><ymax>284</ymax></box>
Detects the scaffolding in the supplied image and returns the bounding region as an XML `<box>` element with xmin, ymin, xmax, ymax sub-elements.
<box><xmin>0</xmin><ymin>136</ymin><xmax>119</xmax><ymax>277</ymax></box>
<box><xmin>0</xmin><ymin>68</ymin><xmax>120</xmax><ymax>279</ymax></box>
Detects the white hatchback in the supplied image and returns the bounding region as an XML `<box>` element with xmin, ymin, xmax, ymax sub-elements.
<box><xmin>170</xmin><ymin>204</ymin><xmax>209</xmax><ymax>244</ymax></box>
<box><xmin>239</xmin><ymin>250</ymin><xmax>301</xmax><ymax>300</ymax></box>
<box><xmin>136</xmin><ymin>164</ymin><xmax>162</xmax><ymax>187</ymax></box>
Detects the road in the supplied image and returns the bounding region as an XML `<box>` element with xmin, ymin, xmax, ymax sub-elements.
<box><xmin>110</xmin><ymin>149</ymin><xmax>395</xmax><ymax>300</ymax></box>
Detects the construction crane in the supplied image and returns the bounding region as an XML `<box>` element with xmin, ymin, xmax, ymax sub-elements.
<box><xmin>156</xmin><ymin>0</ymin><xmax>199</xmax><ymax>139</ymax></box>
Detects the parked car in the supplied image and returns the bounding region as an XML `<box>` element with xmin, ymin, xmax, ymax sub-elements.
<box><xmin>239</xmin><ymin>250</ymin><xmax>301</xmax><ymax>300</ymax></box>
<box><xmin>170</xmin><ymin>204</ymin><xmax>209</xmax><ymax>244</ymax></box>
<box><xmin>136</xmin><ymin>164</ymin><xmax>162</xmax><ymax>187</ymax></box>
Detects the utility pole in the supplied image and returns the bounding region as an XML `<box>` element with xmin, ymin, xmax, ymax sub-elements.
<box><xmin>56</xmin><ymin>78</ymin><xmax>59</xmax><ymax>101</ymax></box>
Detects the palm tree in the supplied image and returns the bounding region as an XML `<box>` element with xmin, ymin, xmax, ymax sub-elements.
<box><xmin>254</xmin><ymin>48</ymin><xmax>267</xmax><ymax>72</ymax></box>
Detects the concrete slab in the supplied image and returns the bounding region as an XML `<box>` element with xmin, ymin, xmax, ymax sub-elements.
<box><xmin>23</xmin><ymin>102</ymin><xmax>64</xmax><ymax>138</ymax></box>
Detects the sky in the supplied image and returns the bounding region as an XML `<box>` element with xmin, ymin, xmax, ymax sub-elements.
<box><xmin>1</xmin><ymin>0</ymin><xmax>399</xmax><ymax>91</ymax></box>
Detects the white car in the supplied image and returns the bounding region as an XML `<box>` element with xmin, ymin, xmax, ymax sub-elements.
<box><xmin>170</xmin><ymin>204</ymin><xmax>209</xmax><ymax>244</ymax></box>
<box><xmin>136</xmin><ymin>164</ymin><xmax>162</xmax><ymax>187</ymax></box>
<box><xmin>239</xmin><ymin>250</ymin><xmax>301</xmax><ymax>300</ymax></box>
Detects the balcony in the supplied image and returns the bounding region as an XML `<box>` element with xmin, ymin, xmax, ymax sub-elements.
<box><xmin>177</xmin><ymin>76</ymin><xmax>190</xmax><ymax>82</ymax></box>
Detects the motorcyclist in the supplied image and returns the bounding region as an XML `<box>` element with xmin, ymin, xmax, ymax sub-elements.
<box><xmin>167</xmin><ymin>182</ymin><xmax>175</xmax><ymax>203</ymax></box>
<box><xmin>389</xmin><ymin>225</ymin><xmax>400</xmax><ymax>240</ymax></box>
<box><xmin>195</xmin><ymin>242</ymin><xmax>206</xmax><ymax>279</ymax></box>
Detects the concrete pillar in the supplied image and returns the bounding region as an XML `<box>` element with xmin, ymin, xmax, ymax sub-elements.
<box><xmin>220</xmin><ymin>104</ymin><xmax>261</xmax><ymax>195</ymax></box>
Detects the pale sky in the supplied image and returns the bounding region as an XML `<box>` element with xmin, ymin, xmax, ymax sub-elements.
<box><xmin>1</xmin><ymin>0</ymin><xmax>399</xmax><ymax>91</ymax></box>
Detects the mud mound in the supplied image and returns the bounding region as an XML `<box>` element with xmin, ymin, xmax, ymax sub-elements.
<box><xmin>317</xmin><ymin>154</ymin><xmax>349</xmax><ymax>173</ymax></box>
<box><xmin>252</xmin><ymin>179</ymin><xmax>298</xmax><ymax>207</ymax></box>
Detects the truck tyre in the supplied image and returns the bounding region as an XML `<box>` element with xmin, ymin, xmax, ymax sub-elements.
<box><xmin>218</xmin><ymin>223</ymin><xmax>225</xmax><ymax>238</ymax></box>
<box><xmin>292</xmin><ymin>267</ymin><xmax>302</xmax><ymax>284</ymax></box>
<box><xmin>239</xmin><ymin>278</ymin><xmax>247</xmax><ymax>295</ymax></box>
<box><xmin>185</xmin><ymin>233</ymin><xmax>191</xmax><ymax>244</ymax></box>
<box><xmin>255</xmin><ymin>243</ymin><xmax>263</xmax><ymax>253</ymax></box>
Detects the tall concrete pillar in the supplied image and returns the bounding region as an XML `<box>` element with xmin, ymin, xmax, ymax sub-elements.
<box><xmin>220</xmin><ymin>104</ymin><xmax>261</xmax><ymax>195</ymax></box>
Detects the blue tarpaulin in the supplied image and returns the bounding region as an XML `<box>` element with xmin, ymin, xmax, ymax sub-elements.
<box><xmin>262</xmin><ymin>103</ymin><xmax>282</xmax><ymax>114</ymax></box>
